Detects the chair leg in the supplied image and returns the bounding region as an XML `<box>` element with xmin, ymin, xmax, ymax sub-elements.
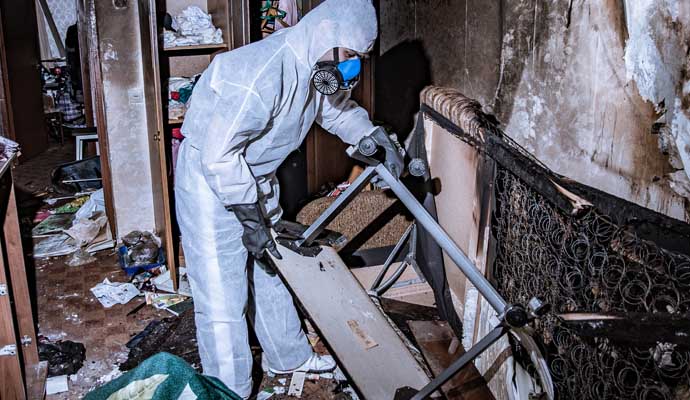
<box><xmin>76</xmin><ymin>138</ymin><xmax>82</xmax><ymax>160</ymax></box>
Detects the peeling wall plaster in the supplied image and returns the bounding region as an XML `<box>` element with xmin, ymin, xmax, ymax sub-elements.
<box><xmin>389</xmin><ymin>0</ymin><xmax>689</xmax><ymax>221</ymax></box>
<box><xmin>623</xmin><ymin>0</ymin><xmax>690</xmax><ymax>205</ymax></box>
<box><xmin>500</xmin><ymin>0</ymin><xmax>687</xmax><ymax>221</ymax></box>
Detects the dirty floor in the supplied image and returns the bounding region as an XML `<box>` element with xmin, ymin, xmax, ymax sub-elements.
<box><xmin>36</xmin><ymin>252</ymin><xmax>168</xmax><ymax>399</ymax></box>
<box><xmin>34</xmin><ymin>250</ymin><xmax>355</xmax><ymax>399</ymax></box>
<box><xmin>15</xmin><ymin>144</ymin><xmax>358</xmax><ymax>399</ymax></box>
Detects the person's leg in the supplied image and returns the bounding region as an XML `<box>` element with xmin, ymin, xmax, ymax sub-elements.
<box><xmin>175</xmin><ymin>141</ymin><xmax>253</xmax><ymax>398</ymax></box>
<box><xmin>248</xmin><ymin>258</ymin><xmax>313</xmax><ymax>371</ymax></box>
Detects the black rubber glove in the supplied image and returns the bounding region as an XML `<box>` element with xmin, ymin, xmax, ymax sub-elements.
<box><xmin>227</xmin><ymin>203</ymin><xmax>282</xmax><ymax>260</ymax></box>
<box><xmin>369</xmin><ymin>127</ymin><xmax>405</xmax><ymax>179</ymax></box>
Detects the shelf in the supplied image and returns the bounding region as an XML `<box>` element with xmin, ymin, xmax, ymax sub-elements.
<box><xmin>168</xmin><ymin>117</ymin><xmax>184</xmax><ymax>124</ymax></box>
<box><xmin>163</xmin><ymin>43</ymin><xmax>228</xmax><ymax>52</ymax></box>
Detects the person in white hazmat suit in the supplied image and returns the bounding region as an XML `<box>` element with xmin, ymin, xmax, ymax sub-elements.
<box><xmin>175</xmin><ymin>0</ymin><xmax>404</xmax><ymax>397</ymax></box>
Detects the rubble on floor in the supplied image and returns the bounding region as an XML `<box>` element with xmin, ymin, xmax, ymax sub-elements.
<box><xmin>32</xmin><ymin>188</ymin><xmax>115</xmax><ymax>261</ymax></box>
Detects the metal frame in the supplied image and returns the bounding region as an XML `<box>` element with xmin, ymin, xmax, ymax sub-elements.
<box><xmin>298</xmin><ymin>155</ymin><xmax>553</xmax><ymax>399</ymax></box>
<box><xmin>369</xmin><ymin>222</ymin><xmax>426</xmax><ymax>297</ymax></box>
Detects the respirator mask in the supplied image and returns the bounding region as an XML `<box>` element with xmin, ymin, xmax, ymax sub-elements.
<box><xmin>311</xmin><ymin>48</ymin><xmax>361</xmax><ymax>95</ymax></box>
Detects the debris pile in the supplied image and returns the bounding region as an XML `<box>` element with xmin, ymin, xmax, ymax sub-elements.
<box><xmin>38</xmin><ymin>338</ymin><xmax>87</xmax><ymax>377</ymax></box>
<box><xmin>32</xmin><ymin>189</ymin><xmax>115</xmax><ymax>259</ymax></box>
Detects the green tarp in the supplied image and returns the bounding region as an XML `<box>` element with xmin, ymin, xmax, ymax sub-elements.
<box><xmin>85</xmin><ymin>353</ymin><xmax>242</xmax><ymax>400</ymax></box>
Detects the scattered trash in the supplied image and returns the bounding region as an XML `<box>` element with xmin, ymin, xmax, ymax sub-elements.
<box><xmin>46</xmin><ymin>374</ymin><xmax>69</xmax><ymax>395</ymax></box>
<box><xmin>33</xmin><ymin>209</ymin><xmax>52</xmax><ymax>224</ymax></box>
<box><xmin>278</xmin><ymin>378</ymin><xmax>287</xmax><ymax>385</ymax></box>
<box><xmin>64</xmin><ymin>212</ymin><xmax>108</xmax><ymax>268</ymax></box>
<box><xmin>33</xmin><ymin>234</ymin><xmax>78</xmax><ymax>258</ymax></box>
<box><xmin>288</xmin><ymin>371</ymin><xmax>306</xmax><ymax>397</ymax></box>
<box><xmin>152</xmin><ymin>267</ymin><xmax>192</xmax><ymax>297</ymax></box>
<box><xmin>96</xmin><ymin>367</ymin><xmax>123</xmax><ymax>386</ymax></box>
<box><xmin>257</xmin><ymin>386</ymin><xmax>286</xmax><ymax>400</ymax></box>
<box><xmin>163</xmin><ymin>6</ymin><xmax>223</xmax><ymax>48</ymax></box>
<box><xmin>65</xmin><ymin>213</ymin><xmax>107</xmax><ymax>246</ymax></box>
<box><xmin>52</xmin><ymin>196</ymin><xmax>89</xmax><ymax>214</ymax></box>
<box><xmin>145</xmin><ymin>292</ymin><xmax>187</xmax><ymax>311</ymax></box>
<box><xmin>306</xmin><ymin>372</ymin><xmax>334</xmax><ymax>380</ymax></box>
<box><xmin>90</xmin><ymin>279</ymin><xmax>140</xmax><ymax>308</ymax></box>
<box><xmin>38</xmin><ymin>339</ymin><xmax>86</xmax><ymax>376</ymax></box>
<box><xmin>121</xmin><ymin>309</ymin><xmax>199</xmax><ymax>371</ymax></box>
<box><xmin>119</xmin><ymin>231</ymin><xmax>163</xmax><ymax>275</ymax></box>
<box><xmin>165</xmin><ymin>298</ymin><xmax>194</xmax><ymax>316</ymax></box>
<box><xmin>74</xmin><ymin>189</ymin><xmax>105</xmax><ymax>219</ymax></box>
<box><xmin>32</xmin><ymin>213</ymin><xmax>74</xmax><ymax>237</ymax></box>
<box><xmin>342</xmin><ymin>385</ymin><xmax>360</xmax><ymax>400</ymax></box>
<box><xmin>67</xmin><ymin>248</ymin><xmax>98</xmax><ymax>267</ymax></box>
<box><xmin>131</xmin><ymin>271</ymin><xmax>156</xmax><ymax>292</ymax></box>
<box><xmin>32</xmin><ymin>189</ymin><xmax>114</xmax><ymax>259</ymax></box>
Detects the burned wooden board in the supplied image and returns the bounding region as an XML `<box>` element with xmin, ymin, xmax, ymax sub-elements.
<box><xmin>409</xmin><ymin>321</ymin><xmax>495</xmax><ymax>400</ymax></box>
<box><xmin>270</xmin><ymin>245</ymin><xmax>430</xmax><ymax>399</ymax></box>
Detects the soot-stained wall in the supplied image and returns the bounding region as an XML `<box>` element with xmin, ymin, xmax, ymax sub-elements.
<box><xmin>378</xmin><ymin>0</ymin><xmax>689</xmax><ymax>222</ymax></box>
<box><xmin>95</xmin><ymin>0</ymin><xmax>157</xmax><ymax>237</ymax></box>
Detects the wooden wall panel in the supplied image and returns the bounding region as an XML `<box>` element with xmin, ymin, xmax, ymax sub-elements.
<box><xmin>0</xmin><ymin>0</ymin><xmax>47</xmax><ymax>160</ymax></box>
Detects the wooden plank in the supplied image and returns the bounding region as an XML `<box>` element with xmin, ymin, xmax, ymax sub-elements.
<box><xmin>560</xmin><ymin>312</ymin><xmax>690</xmax><ymax>348</ymax></box>
<box><xmin>0</xmin><ymin>228</ymin><xmax>25</xmax><ymax>399</ymax></box>
<box><xmin>409</xmin><ymin>321</ymin><xmax>494</xmax><ymax>400</ymax></box>
<box><xmin>26</xmin><ymin>361</ymin><xmax>48</xmax><ymax>400</ymax></box>
<box><xmin>227</xmin><ymin>0</ymin><xmax>251</xmax><ymax>50</ymax></box>
<box><xmin>425</xmin><ymin>120</ymin><xmax>482</xmax><ymax>316</ymax></box>
<box><xmin>145</xmin><ymin>0</ymin><xmax>177</xmax><ymax>290</ymax></box>
<box><xmin>163</xmin><ymin>43</ymin><xmax>228</xmax><ymax>52</ymax></box>
<box><xmin>270</xmin><ymin>245</ymin><xmax>430</xmax><ymax>399</ymax></box>
<box><xmin>85</xmin><ymin>0</ymin><xmax>117</xmax><ymax>238</ymax></box>
<box><xmin>3</xmin><ymin>176</ymin><xmax>38</xmax><ymax>366</ymax></box>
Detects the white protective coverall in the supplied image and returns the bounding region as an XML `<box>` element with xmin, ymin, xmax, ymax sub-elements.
<box><xmin>175</xmin><ymin>0</ymin><xmax>377</xmax><ymax>397</ymax></box>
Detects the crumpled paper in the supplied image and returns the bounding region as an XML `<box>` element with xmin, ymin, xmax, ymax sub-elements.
<box><xmin>90</xmin><ymin>279</ymin><xmax>140</xmax><ymax>308</ymax></box>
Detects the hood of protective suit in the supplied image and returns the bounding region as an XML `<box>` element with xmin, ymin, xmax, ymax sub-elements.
<box><xmin>285</xmin><ymin>0</ymin><xmax>378</xmax><ymax>66</ymax></box>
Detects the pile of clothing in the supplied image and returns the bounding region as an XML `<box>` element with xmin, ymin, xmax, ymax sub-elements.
<box><xmin>163</xmin><ymin>6</ymin><xmax>223</xmax><ymax>48</ymax></box>
<box><xmin>168</xmin><ymin>76</ymin><xmax>199</xmax><ymax>121</ymax></box>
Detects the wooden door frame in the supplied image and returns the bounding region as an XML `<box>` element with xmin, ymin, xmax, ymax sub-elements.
<box><xmin>145</xmin><ymin>0</ymin><xmax>177</xmax><ymax>289</ymax></box>
<box><xmin>84</xmin><ymin>0</ymin><xmax>117</xmax><ymax>237</ymax></box>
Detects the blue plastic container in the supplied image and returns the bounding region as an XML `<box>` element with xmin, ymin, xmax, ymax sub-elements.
<box><xmin>118</xmin><ymin>245</ymin><xmax>166</xmax><ymax>276</ymax></box>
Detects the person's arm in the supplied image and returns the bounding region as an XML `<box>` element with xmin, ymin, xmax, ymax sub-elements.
<box><xmin>315</xmin><ymin>90</ymin><xmax>377</xmax><ymax>145</ymax></box>
<box><xmin>198</xmin><ymin>87</ymin><xmax>271</xmax><ymax>206</ymax></box>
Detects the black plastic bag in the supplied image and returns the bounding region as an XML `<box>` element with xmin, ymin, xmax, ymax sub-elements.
<box><xmin>38</xmin><ymin>339</ymin><xmax>86</xmax><ymax>376</ymax></box>
<box><xmin>51</xmin><ymin>156</ymin><xmax>102</xmax><ymax>194</ymax></box>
